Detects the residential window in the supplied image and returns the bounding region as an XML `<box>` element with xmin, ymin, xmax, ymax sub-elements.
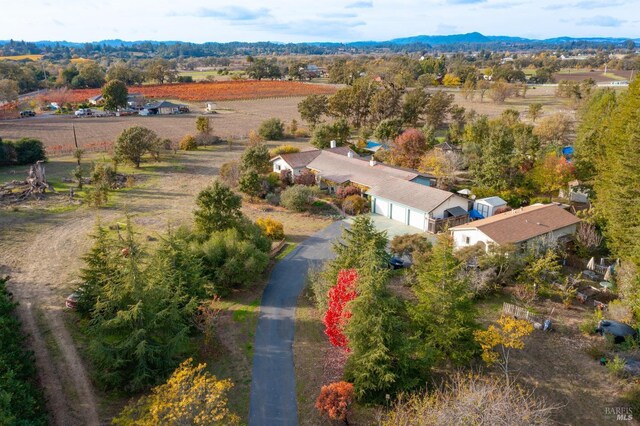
<box><xmin>465</xmin><ymin>236</ymin><xmax>470</xmax><ymax>245</ymax></box>
<box><xmin>275</xmin><ymin>164</ymin><xmax>281</xmax><ymax>171</ymax></box>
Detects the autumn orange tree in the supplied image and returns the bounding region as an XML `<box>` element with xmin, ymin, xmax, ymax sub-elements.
<box><xmin>315</xmin><ymin>381</ymin><xmax>355</xmax><ymax>425</ymax></box>
<box><xmin>113</xmin><ymin>358</ymin><xmax>240</xmax><ymax>425</ymax></box>
<box><xmin>529</xmin><ymin>152</ymin><xmax>575</xmax><ymax>200</ymax></box>
<box><xmin>474</xmin><ymin>315</ymin><xmax>534</xmax><ymax>385</ymax></box>
<box><xmin>323</xmin><ymin>269</ymin><xmax>358</xmax><ymax>349</ymax></box>
<box><xmin>388</xmin><ymin>128</ymin><xmax>429</xmax><ymax>169</ymax></box>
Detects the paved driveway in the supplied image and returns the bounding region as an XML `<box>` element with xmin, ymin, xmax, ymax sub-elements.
<box><xmin>346</xmin><ymin>213</ymin><xmax>437</xmax><ymax>243</ymax></box>
<box><xmin>249</xmin><ymin>221</ymin><xmax>344</xmax><ymax>426</ymax></box>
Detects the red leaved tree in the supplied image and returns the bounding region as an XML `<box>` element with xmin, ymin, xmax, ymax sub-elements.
<box><xmin>323</xmin><ymin>269</ymin><xmax>358</xmax><ymax>349</ymax></box>
<box><xmin>315</xmin><ymin>381</ymin><xmax>355</xmax><ymax>425</ymax></box>
<box><xmin>389</xmin><ymin>128</ymin><xmax>429</xmax><ymax>169</ymax></box>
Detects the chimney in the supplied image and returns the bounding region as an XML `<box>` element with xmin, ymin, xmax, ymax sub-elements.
<box><xmin>370</xmin><ymin>159</ymin><xmax>377</xmax><ymax>167</ymax></box>
<box><xmin>347</xmin><ymin>150</ymin><xmax>354</xmax><ymax>158</ymax></box>
<box><xmin>330</xmin><ymin>140</ymin><xmax>337</xmax><ymax>149</ymax></box>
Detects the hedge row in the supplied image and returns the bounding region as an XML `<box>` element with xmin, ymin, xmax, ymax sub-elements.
<box><xmin>0</xmin><ymin>138</ymin><xmax>47</xmax><ymax>166</ymax></box>
<box><xmin>0</xmin><ymin>277</ymin><xmax>48</xmax><ymax>424</ymax></box>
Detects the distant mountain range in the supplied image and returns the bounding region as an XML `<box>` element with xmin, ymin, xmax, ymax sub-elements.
<box><xmin>1</xmin><ymin>32</ymin><xmax>639</xmax><ymax>48</ymax></box>
<box><xmin>385</xmin><ymin>32</ymin><xmax>640</xmax><ymax>45</ymax></box>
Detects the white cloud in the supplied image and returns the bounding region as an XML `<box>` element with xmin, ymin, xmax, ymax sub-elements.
<box><xmin>0</xmin><ymin>0</ymin><xmax>636</xmax><ymax>43</ymax></box>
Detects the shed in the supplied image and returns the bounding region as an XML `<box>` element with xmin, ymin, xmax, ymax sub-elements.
<box><xmin>473</xmin><ymin>196</ymin><xmax>508</xmax><ymax>219</ymax></box>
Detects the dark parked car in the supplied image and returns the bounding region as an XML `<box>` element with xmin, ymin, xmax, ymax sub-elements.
<box><xmin>388</xmin><ymin>257</ymin><xmax>405</xmax><ymax>270</ymax></box>
<box><xmin>20</xmin><ymin>110</ymin><xmax>36</xmax><ymax>118</ymax></box>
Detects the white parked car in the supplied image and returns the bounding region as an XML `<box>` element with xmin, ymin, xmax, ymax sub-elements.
<box><xmin>74</xmin><ymin>108</ymin><xmax>93</xmax><ymax>117</ymax></box>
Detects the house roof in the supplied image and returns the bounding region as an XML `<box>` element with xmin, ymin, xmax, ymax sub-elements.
<box><xmin>274</xmin><ymin>146</ymin><xmax>354</xmax><ymax>169</ymax></box>
<box><xmin>88</xmin><ymin>94</ymin><xmax>103</xmax><ymax>102</ymax></box>
<box><xmin>450</xmin><ymin>203</ymin><xmax>581</xmax><ymax>245</ymax></box>
<box><xmin>145</xmin><ymin>100</ymin><xmax>184</xmax><ymax>109</ymax></box>
<box><xmin>475</xmin><ymin>196</ymin><xmax>507</xmax><ymax>207</ymax></box>
<box><xmin>305</xmin><ymin>151</ymin><xmax>459</xmax><ymax>214</ymax></box>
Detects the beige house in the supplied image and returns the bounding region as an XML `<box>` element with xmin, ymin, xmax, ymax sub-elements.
<box><xmin>450</xmin><ymin>203</ymin><xmax>581</xmax><ymax>251</ymax></box>
<box><xmin>271</xmin><ymin>147</ymin><xmax>467</xmax><ymax>232</ymax></box>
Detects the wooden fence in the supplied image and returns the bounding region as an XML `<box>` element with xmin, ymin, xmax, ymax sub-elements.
<box><xmin>502</xmin><ymin>302</ymin><xmax>538</xmax><ymax>323</ymax></box>
<box><xmin>426</xmin><ymin>214</ymin><xmax>469</xmax><ymax>234</ymax></box>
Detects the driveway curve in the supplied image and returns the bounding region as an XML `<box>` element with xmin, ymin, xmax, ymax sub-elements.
<box><xmin>249</xmin><ymin>221</ymin><xmax>344</xmax><ymax>426</ymax></box>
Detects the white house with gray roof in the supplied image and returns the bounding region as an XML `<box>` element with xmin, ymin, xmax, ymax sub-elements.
<box><xmin>271</xmin><ymin>148</ymin><xmax>468</xmax><ymax>232</ymax></box>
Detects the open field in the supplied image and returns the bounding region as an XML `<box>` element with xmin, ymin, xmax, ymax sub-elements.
<box><xmin>0</xmin><ymin>54</ymin><xmax>43</xmax><ymax>61</ymax></box>
<box><xmin>60</xmin><ymin>80</ymin><xmax>337</xmax><ymax>103</ymax></box>
<box><xmin>177</xmin><ymin>69</ymin><xmax>246</xmax><ymax>82</ymax></box>
<box><xmin>0</xmin><ymin>97</ymin><xmax>305</xmax><ymax>153</ymax></box>
<box><xmin>553</xmin><ymin>69</ymin><xmax>634</xmax><ymax>83</ymax></box>
<box><xmin>0</xmin><ymin>137</ymin><xmax>331</xmax><ymax>424</ymax></box>
<box><xmin>3</xmin><ymin>85</ymin><xmax>578</xmax><ymax>154</ymax></box>
<box><xmin>438</xmin><ymin>85</ymin><xmax>575</xmax><ymax>121</ymax></box>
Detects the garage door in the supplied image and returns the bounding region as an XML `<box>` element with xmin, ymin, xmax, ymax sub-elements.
<box><xmin>374</xmin><ymin>198</ymin><xmax>389</xmax><ymax>217</ymax></box>
<box><xmin>409</xmin><ymin>210</ymin><xmax>425</xmax><ymax>230</ymax></box>
<box><xmin>391</xmin><ymin>204</ymin><xmax>407</xmax><ymax>223</ymax></box>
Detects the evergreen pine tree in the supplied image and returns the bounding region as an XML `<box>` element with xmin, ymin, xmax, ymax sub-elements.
<box><xmin>409</xmin><ymin>233</ymin><xmax>478</xmax><ymax>366</ymax></box>
<box><xmin>77</xmin><ymin>223</ymin><xmax>118</xmax><ymax>316</ymax></box>
<box><xmin>88</xmin><ymin>220</ymin><xmax>196</xmax><ymax>392</ymax></box>
<box><xmin>344</xmin><ymin>244</ymin><xmax>420</xmax><ymax>403</ymax></box>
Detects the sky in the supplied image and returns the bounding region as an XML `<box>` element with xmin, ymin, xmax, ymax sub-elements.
<box><xmin>0</xmin><ymin>0</ymin><xmax>637</xmax><ymax>43</ymax></box>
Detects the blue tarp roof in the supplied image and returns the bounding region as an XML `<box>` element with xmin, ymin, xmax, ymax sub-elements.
<box><xmin>469</xmin><ymin>209</ymin><xmax>484</xmax><ymax>219</ymax></box>
<box><xmin>562</xmin><ymin>146</ymin><xmax>574</xmax><ymax>156</ymax></box>
<box><xmin>366</xmin><ymin>141</ymin><xmax>382</xmax><ymax>149</ymax></box>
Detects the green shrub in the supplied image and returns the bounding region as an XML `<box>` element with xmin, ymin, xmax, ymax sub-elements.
<box><xmin>342</xmin><ymin>195</ymin><xmax>367</xmax><ymax>215</ymax></box>
<box><xmin>579</xmin><ymin>309</ymin><xmax>604</xmax><ymax>335</ymax></box>
<box><xmin>179</xmin><ymin>134</ymin><xmax>198</xmax><ymax>151</ymax></box>
<box><xmin>13</xmin><ymin>138</ymin><xmax>46</xmax><ymax>164</ymax></box>
<box><xmin>256</xmin><ymin>217</ymin><xmax>285</xmax><ymax>240</ymax></box>
<box><xmin>0</xmin><ymin>277</ymin><xmax>48</xmax><ymax>424</ymax></box>
<box><xmin>258</xmin><ymin>118</ymin><xmax>285</xmax><ymax>140</ymax></box>
<box><xmin>606</xmin><ymin>355</ymin><xmax>627</xmax><ymax>377</ymax></box>
<box><xmin>265</xmin><ymin>192</ymin><xmax>280</xmax><ymax>206</ymax></box>
<box><xmin>584</xmin><ymin>341</ymin><xmax>607</xmax><ymax>360</ymax></box>
<box><xmin>0</xmin><ymin>139</ymin><xmax>17</xmax><ymax>165</ymax></box>
<box><xmin>269</xmin><ymin>144</ymin><xmax>300</xmax><ymax>157</ymax></box>
<box><xmin>196</xmin><ymin>228</ymin><xmax>270</xmax><ymax>295</ymax></box>
<box><xmin>280</xmin><ymin>184</ymin><xmax>319</xmax><ymax>212</ymax></box>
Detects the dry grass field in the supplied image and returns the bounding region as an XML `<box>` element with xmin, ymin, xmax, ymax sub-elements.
<box><xmin>0</xmin><ymin>54</ymin><xmax>43</xmax><ymax>61</ymax></box>
<box><xmin>553</xmin><ymin>69</ymin><xmax>633</xmax><ymax>83</ymax></box>
<box><xmin>0</xmin><ymin>97</ymin><xmax>306</xmax><ymax>153</ymax></box>
<box><xmin>435</xmin><ymin>85</ymin><xmax>575</xmax><ymax>121</ymax></box>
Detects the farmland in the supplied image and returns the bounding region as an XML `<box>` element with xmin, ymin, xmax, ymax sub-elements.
<box><xmin>553</xmin><ymin>69</ymin><xmax>634</xmax><ymax>83</ymax></box>
<box><xmin>60</xmin><ymin>80</ymin><xmax>338</xmax><ymax>103</ymax></box>
<box><xmin>0</xmin><ymin>96</ymin><xmax>304</xmax><ymax>152</ymax></box>
<box><xmin>0</xmin><ymin>54</ymin><xmax>43</xmax><ymax>61</ymax></box>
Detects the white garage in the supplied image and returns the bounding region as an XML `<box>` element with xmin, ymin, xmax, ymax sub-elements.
<box><xmin>408</xmin><ymin>210</ymin><xmax>425</xmax><ymax>230</ymax></box>
<box><xmin>391</xmin><ymin>204</ymin><xmax>407</xmax><ymax>223</ymax></box>
<box><xmin>374</xmin><ymin>198</ymin><xmax>389</xmax><ymax>217</ymax></box>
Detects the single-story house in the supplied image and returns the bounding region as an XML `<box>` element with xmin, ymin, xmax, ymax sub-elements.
<box><xmin>88</xmin><ymin>94</ymin><xmax>104</xmax><ymax>105</ymax></box>
<box><xmin>472</xmin><ymin>196</ymin><xmax>508</xmax><ymax>219</ymax></box>
<box><xmin>272</xmin><ymin>147</ymin><xmax>467</xmax><ymax>232</ymax></box>
<box><xmin>143</xmin><ymin>100</ymin><xmax>187</xmax><ymax>115</ymax></box>
<box><xmin>450</xmin><ymin>203</ymin><xmax>581</xmax><ymax>251</ymax></box>
<box><xmin>271</xmin><ymin>145</ymin><xmax>355</xmax><ymax>177</ymax></box>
